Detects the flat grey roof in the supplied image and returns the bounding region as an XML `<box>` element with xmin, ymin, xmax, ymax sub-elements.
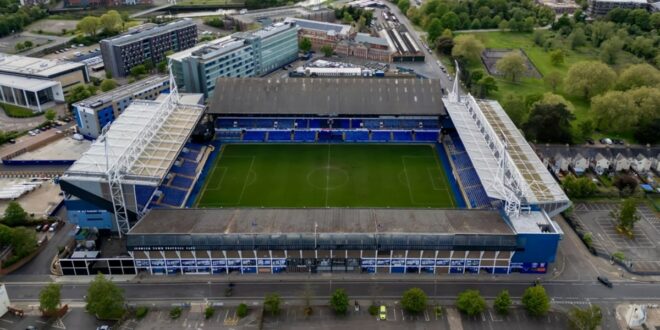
<box><xmin>130</xmin><ymin>208</ymin><xmax>513</xmax><ymax>235</ymax></box>
<box><xmin>208</xmin><ymin>78</ymin><xmax>445</xmax><ymax>116</ymax></box>
<box><xmin>73</xmin><ymin>75</ymin><xmax>168</xmax><ymax>108</ymax></box>
<box><xmin>103</xmin><ymin>19</ymin><xmax>195</xmax><ymax>47</ymax></box>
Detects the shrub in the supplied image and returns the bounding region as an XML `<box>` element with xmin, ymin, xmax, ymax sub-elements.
<box><xmin>237</xmin><ymin>303</ymin><xmax>248</xmax><ymax>318</ymax></box>
<box><xmin>135</xmin><ymin>306</ymin><xmax>148</xmax><ymax>319</ymax></box>
<box><xmin>368</xmin><ymin>304</ymin><xmax>379</xmax><ymax>316</ymax></box>
<box><xmin>170</xmin><ymin>306</ymin><xmax>182</xmax><ymax>319</ymax></box>
<box><xmin>204</xmin><ymin>306</ymin><xmax>214</xmax><ymax>319</ymax></box>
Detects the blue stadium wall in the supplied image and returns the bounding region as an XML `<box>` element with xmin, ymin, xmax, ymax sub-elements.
<box><xmin>510</xmin><ymin>233</ymin><xmax>561</xmax><ymax>274</ymax></box>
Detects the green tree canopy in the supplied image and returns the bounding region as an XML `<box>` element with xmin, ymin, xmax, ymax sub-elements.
<box><xmin>495</xmin><ymin>52</ymin><xmax>527</xmax><ymax>82</ymax></box>
<box><xmin>534</xmin><ymin>92</ymin><xmax>575</xmax><ymax>112</ymax></box>
<box><xmin>564</xmin><ymin>61</ymin><xmax>616</xmax><ymax>99</ymax></box>
<box><xmin>77</xmin><ymin>16</ymin><xmax>100</xmax><ymax>38</ymax></box>
<box><xmin>612</xmin><ymin>199</ymin><xmax>640</xmax><ymax>233</ymax></box>
<box><xmin>568</xmin><ymin>305</ymin><xmax>602</xmax><ymax>330</ymax></box>
<box><xmin>451</xmin><ymin>35</ymin><xmax>485</xmax><ymax>64</ymax></box>
<box><xmin>45</xmin><ymin>109</ymin><xmax>56</xmax><ymax>122</ymax></box>
<box><xmin>86</xmin><ymin>273</ymin><xmax>125</xmax><ymax>320</ymax></box>
<box><xmin>401</xmin><ymin>288</ymin><xmax>428</xmax><ymax>314</ymax></box>
<box><xmin>299</xmin><ymin>37</ymin><xmax>312</xmax><ymax>53</ymax></box>
<box><xmin>524</xmin><ymin>102</ymin><xmax>575</xmax><ymax>143</ymax></box>
<box><xmin>3</xmin><ymin>201</ymin><xmax>27</xmax><ymax>226</ymax></box>
<box><xmin>521</xmin><ymin>285</ymin><xmax>550</xmax><ymax>317</ymax></box>
<box><xmin>398</xmin><ymin>0</ymin><xmax>410</xmax><ymax>13</ymax></box>
<box><xmin>543</xmin><ymin>71</ymin><xmax>563</xmax><ymax>92</ymax></box>
<box><xmin>599</xmin><ymin>36</ymin><xmax>624</xmax><ymax>64</ymax></box>
<box><xmin>100</xmin><ymin>10</ymin><xmax>122</xmax><ymax>32</ymax></box>
<box><xmin>39</xmin><ymin>283</ymin><xmax>61</xmax><ymax>315</ymax></box>
<box><xmin>320</xmin><ymin>45</ymin><xmax>334</xmax><ymax>57</ymax></box>
<box><xmin>100</xmin><ymin>79</ymin><xmax>118</xmax><ymax>92</ymax></box>
<box><xmin>264</xmin><ymin>293</ymin><xmax>281</xmax><ymax>316</ymax></box>
<box><xmin>549</xmin><ymin>49</ymin><xmax>565</xmax><ymax>66</ymax></box>
<box><xmin>456</xmin><ymin>289</ymin><xmax>486</xmax><ymax>316</ymax></box>
<box><xmin>616</xmin><ymin>64</ymin><xmax>660</xmax><ymax>91</ymax></box>
<box><xmin>493</xmin><ymin>290</ymin><xmax>511</xmax><ymax>315</ymax></box>
<box><xmin>562</xmin><ymin>176</ymin><xmax>597</xmax><ymax>198</ymax></box>
<box><xmin>501</xmin><ymin>94</ymin><xmax>529</xmax><ymax>126</ymax></box>
<box><xmin>329</xmin><ymin>288</ymin><xmax>349</xmax><ymax>315</ymax></box>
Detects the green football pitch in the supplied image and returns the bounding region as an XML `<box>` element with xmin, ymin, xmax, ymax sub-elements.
<box><xmin>195</xmin><ymin>144</ymin><xmax>456</xmax><ymax>208</ymax></box>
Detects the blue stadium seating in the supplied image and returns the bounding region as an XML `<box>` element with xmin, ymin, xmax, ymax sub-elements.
<box><xmin>135</xmin><ymin>185</ymin><xmax>155</xmax><ymax>209</ymax></box>
<box><xmin>351</xmin><ymin>119</ymin><xmax>363</xmax><ymax>129</ymax></box>
<box><xmin>363</xmin><ymin>119</ymin><xmax>381</xmax><ymax>129</ymax></box>
<box><xmin>268</xmin><ymin>131</ymin><xmax>292</xmax><ymax>141</ymax></box>
<box><xmin>393</xmin><ymin>131</ymin><xmax>413</xmax><ymax>141</ymax></box>
<box><xmin>243</xmin><ymin>131</ymin><xmax>266</xmax><ymax>141</ymax></box>
<box><xmin>159</xmin><ymin>186</ymin><xmax>187</xmax><ymax>207</ymax></box>
<box><xmin>415</xmin><ymin>131</ymin><xmax>439</xmax><ymax>141</ymax></box>
<box><xmin>170</xmin><ymin>160</ymin><xmax>197</xmax><ymax>176</ymax></box>
<box><xmin>216</xmin><ymin>131</ymin><xmax>241</xmax><ymax>141</ymax></box>
<box><xmin>217</xmin><ymin>118</ymin><xmax>236</xmax><ymax>128</ymax></box>
<box><xmin>344</xmin><ymin>131</ymin><xmax>369</xmax><ymax>141</ymax></box>
<box><xmin>335</xmin><ymin>119</ymin><xmax>351</xmax><ymax>129</ymax></box>
<box><xmin>171</xmin><ymin>176</ymin><xmax>193</xmax><ymax>189</ymax></box>
<box><xmin>309</xmin><ymin>119</ymin><xmax>323</xmax><ymax>128</ymax></box>
<box><xmin>445</xmin><ymin>132</ymin><xmax>491</xmax><ymax>209</ymax></box>
<box><xmin>371</xmin><ymin>131</ymin><xmax>391</xmax><ymax>141</ymax></box>
<box><xmin>293</xmin><ymin>131</ymin><xmax>316</xmax><ymax>141</ymax></box>
<box><xmin>275</xmin><ymin>119</ymin><xmax>294</xmax><ymax>129</ymax></box>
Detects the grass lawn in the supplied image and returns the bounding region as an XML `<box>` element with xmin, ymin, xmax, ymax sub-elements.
<box><xmin>0</xmin><ymin>102</ymin><xmax>40</xmax><ymax>118</ymax></box>
<box><xmin>460</xmin><ymin>31</ymin><xmax>639</xmax><ymax>141</ymax></box>
<box><xmin>174</xmin><ymin>0</ymin><xmax>244</xmax><ymax>6</ymax></box>
<box><xmin>195</xmin><ymin>144</ymin><xmax>456</xmax><ymax>208</ymax></box>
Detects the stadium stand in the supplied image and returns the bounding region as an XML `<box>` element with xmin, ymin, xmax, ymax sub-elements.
<box><xmin>268</xmin><ymin>130</ymin><xmax>292</xmax><ymax>141</ymax></box>
<box><xmin>293</xmin><ymin>131</ymin><xmax>317</xmax><ymax>142</ymax></box>
<box><xmin>243</xmin><ymin>131</ymin><xmax>267</xmax><ymax>141</ymax></box>
<box><xmin>392</xmin><ymin>131</ymin><xmax>413</xmax><ymax>142</ymax></box>
<box><xmin>445</xmin><ymin>132</ymin><xmax>491</xmax><ymax>208</ymax></box>
<box><xmin>415</xmin><ymin>131</ymin><xmax>439</xmax><ymax>141</ymax></box>
<box><xmin>344</xmin><ymin>130</ymin><xmax>370</xmax><ymax>142</ymax></box>
<box><xmin>371</xmin><ymin>131</ymin><xmax>391</xmax><ymax>142</ymax></box>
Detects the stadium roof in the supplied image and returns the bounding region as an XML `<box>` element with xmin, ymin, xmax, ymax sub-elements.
<box><xmin>208</xmin><ymin>78</ymin><xmax>445</xmax><ymax>116</ymax></box>
<box><xmin>65</xmin><ymin>97</ymin><xmax>204</xmax><ymax>184</ymax></box>
<box><xmin>444</xmin><ymin>95</ymin><xmax>570</xmax><ymax>214</ymax></box>
<box><xmin>130</xmin><ymin>208</ymin><xmax>514</xmax><ymax>235</ymax></box>
<box><xmin>0</xmin><ymin>53</ymin><xmax>86</xmax><ymax>78</ymax></box>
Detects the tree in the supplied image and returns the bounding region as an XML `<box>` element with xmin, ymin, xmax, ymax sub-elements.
<box><xmin>86</xmin><ymin>273</ymin><xmax>125</xmax><ymax>320</ymax></box>
<box><xmin>45</xmin><ymin>109</ymin><xmax>56</xmax><ymax>122</ymax></box>
<box><xmin>130</xmin><ymin>64</ymin><xmax>147</xmax><ymax>77</ymax></box>
<box><xmin>3</xmin><ymin>201</ymin><xmax>27</xmax><ymax>226</ymax></box>
<box><xmin>578</xmin><ymin>120</ymin><xmax>594</xmax><ymax>139</ymax></box>
<box><xmin>397</xmin><ymin>0</ymin><xmax>410</xmax><ymax>14</ymax></box>
<box><xmin>564</xmin><ymin>61</ymin><xmax>616</xmax><ymax>99</ymax></box>
<box><xmin>65</xmin><ymin>84</ymin><xmax>93</xmax><ymax>106</ymax></box>
<box><xmin>39</xmin><ymin>283</ymin><xmax>61</xmax><ymax>315</ymax></box>
<box><xmin>501</xmin><ymin>94</ymin><xmax>528</xmax><ymax>126</ymax></box>
<box><xmin>634</xmin><ymin>118</ymin><xmax>660</xmax><ymax>144</ymax></box>
<box><xmin>15</xmin><ymin>43</ymin><xmax>24</xmax><ymax>51</ymax></box>
<box><xmin>524</xmin><ymin>102</ymin><xmax>575</xmax><ymax>143</ymax></box>
<box><xmin>440</xmin><ymin>12</ymin><xmax>460</xmax><ymax>31</ymax></box>
<box><xmin>299</xmin><ymin>37</ymin><xmax>312</xmax><ymax>53</ymax></box>
<box><xmin>77</xmin><ymin>16</ymin><xmax>100</xmax><ymax>38</ymax></box>
<box><xmin>451</xmin><ymin>35</ymin><xmax>484</xmax><ymax>64</ymax></box>
<box><xmin>471</xmin><ymin>75</ymin><xmax>498</xmax><ymax>98</ymax></box>
<box><xmin>590</xmin><ymin>91</ymin><xmax>635</xmax><ymax>133</ymax></box>
<box><xmin>612</xmin><ymin>199</ymin><xmax>640</xmax><ymax>234</ymax></box>
<box><xmin>495</xmin><ymin>52</ymin><xmax>526</xmax><ymax>82</ymax></box>
<box><xmin>599</xmin><ymin>36</ymin><xmax>624</xmax><ymax>64</ymax></box>
<box><xmin>549</xmin><ymin>49</ymin><xmax>565</xmax><ymax>66</ymax></box>
<box><xmin>568</xmin><ymin>28</ymin><xmax>587</xmax><ymax>49</ymax></box>
<box><xmin>9</xmin><ymin>227</ymin><xmax>37</xmax><ymax>257</ymax></box>
<box><xmin>616</xmin><ymin>64</ymin><xmax>660</xmax><ymax>91</ymax></box>
<box><xmin>24</xmin><ymin>40</ymin><xmax>33</xmax><ymax>48</ymax></box>
<box><xmin>544</xmin><ymin>71</ymin><xmax>563</xmax><ymax>92</ymax></box>
<box><xmin>568</xmin><ymin>305</ymin><xmax>602</xmax><ymax>330</ymax></box>
<box><xmin>329</xmin><ymin>288</ymin><xmax>349</xmax><ymax>315</ymax></box>
<box><xmin>535</xmin><ymin>92</ymin><xmax>575</xmax><ymax>112</ymax></box>
<box><xmin>493</xmin><ymin>290</ymin><xmax>511</xmax><ymax>315</ymax></box>
<box><xmin>204</xmin><ymin>306</ymin><xmax>214</xmax><ymax>319</ymax></box>
<box><xmin>237</xmin><ymin>303</ymin><xmax>248</xmax><ymax>318</ymax></box>
<box><xmin>157</xmin><ymin>60</ymin><xmax>167</xmax><ymax>73</ymax></box>
<box><xmin>614</xmin><ymin>175</ymin><xmax>638</xmax><ymax>196</ymax></box>
<box><xmin>401</xmin><ymin>288</ymin><xmax>427</xmax><ymax>314</ymax></box>
<box><xmin>427</xmin><ymin>18</ymin><xmax>443</xmax><ymax>45</ymax></box>
<box><xmin>100</xmin><ymin>79</ymin><xmax>117</xmax><ymax>92</ymax></box>
<box><xmin>456</xmin><ymin>289</ymin><xmax>485</xmax><ymax>316</ymax></box>
<box><xmin>100</xmin><ymin>10</ymin><xmax>122</xmax><ymax>33</ymax></box>
<box><xmin>264</xmin><ymin>293</ymin><xmax>281</xmax><ymax>316</ymax></box>
<box><xmin>562</xmin><ymin>176</ymin><xmax>597</xmax><ymax>198</ymax></box>
<box><xmin>342</xmin><ymin>12</ymin><xmax>354</xmax><ymax>24</ymax></box>
<box><xmin>521</xmin><ymin>285</ymin><xmax>550</xmax><ymax>317</ymax></box>
<box><xmin>320</xmin><ymin>45</ymin><xmax>333</xmax><ymax>57</ymax></box>
<box><xmin>435</xmin><ymin>35</ymin><xmax>454</xmax><ymax>55</ymax></box>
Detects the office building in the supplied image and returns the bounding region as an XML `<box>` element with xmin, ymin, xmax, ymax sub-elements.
<box><xmin>72</xmin><ymin>75</ymin><xmax>170</xmax><ymax>138</ymax></box>
<box><xmin>229</xmin><ymin>5</ymin><xmax>334</xmax><ymax>30</ymax></box>
<box><xmin>101</xmin><ymin>19</ymin><xmax>197</xmax><ymax>78</ymax></box>
<box><xmin>0</xmin><ymin>53</ymin><xmax>89</xmax><ymax>111</ymax></box>
<box><xmin>169</xmin><ymin>22</ymin><xmax>298</xmax><ymax>97</ymax></box>
<box><xmin>588</xmin><ymin>0</ymin><xmax>649</xmax><ymax>16</ymax></box>
<box><xmin>64</xmin><ymin>0</ymin><xmax>152</xmax><ymax>7</ymax></box>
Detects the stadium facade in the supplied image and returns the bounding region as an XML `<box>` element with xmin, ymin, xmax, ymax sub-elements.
<box><xmin>58</xmin><ymin>74</ymin><xmax>570</xmax><ymax>276</ymax></box>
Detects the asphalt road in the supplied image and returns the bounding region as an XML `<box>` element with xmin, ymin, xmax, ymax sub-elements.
<box><xmin>5</xmin><ymin>279</ymin><xmax>660</xmax><ymax>305</ymax></box>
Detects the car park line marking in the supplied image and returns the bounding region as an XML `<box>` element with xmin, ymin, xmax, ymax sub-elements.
<box><xmin>424</xmin><ymin>310</ymin><xmax>429</xmax><ymax>321</ymax></box>
<box><xmin>392</xmin><ymin>306</ymin><xmax>396</xmax><ymax>321</ymax></box>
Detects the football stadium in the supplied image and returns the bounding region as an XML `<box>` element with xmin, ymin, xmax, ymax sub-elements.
<box><xmin>58</xmin><ymin>73</ymin><xmax>571</xmax><ymax>276</ymax></box>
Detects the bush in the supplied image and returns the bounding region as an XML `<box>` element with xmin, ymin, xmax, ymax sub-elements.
<box><xmin>401</xmin><ymin>288</ymin><xmax>428</xmax><ymax>314</ymax></box>
<box><xmin>237</xmin><ymin>303</ymin><xmax>248</xmax><ymax>318</ymax></box>
<box><xmin>1</xmin><ymin>103</ymin><xmax>40</xmax><ymax>118</ymax></box>
<box><xmin>135</xmin><ymin>306</ymin><xmax>148</xmax><ymax>319</ymax></box>
<box><xmin>170</xmin><ymin>306</ymin><xmax>182</xmax><ymax>319</ymax></box>
<box><xmin>204</xmin><ymin>306</ymin><xmax>214</xmax><ymax>319</ymax></box>
<box><xmin>456</xmin><ymin>289</ymin><xmax>486</xmax><ymax>316</ymax></box>
<box><xmin>368</xmin><ymin>304</ymin><xmax>379</xmax><ymax>316</ymax></box>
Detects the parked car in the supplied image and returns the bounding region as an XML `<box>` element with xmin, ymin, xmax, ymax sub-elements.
<box><xmin>597</xmin><ymin>276</ymin><xmax>613</xmax><ymax>288</ymax></box>
<box><xmin>613</xmin><ymin>139</ymin><xmax>624</xmax><ymax>145</ymax></box>
<box><xmin>41</xmin><ymin>225</ymin><xmax>49</xmax><ymax>232</ymax></box>
<box><xmin>48</xmin><ymin>223</ymin><xmax>58</xmax><ymax>232</ymax></box>
<box><xmin>600</xmin><ymin>138</ymin><xmax>613</xmax><ymax>145</ymax></box>
<box><xmin>78</xmin><ymin>43</ymin><xmax>84</xmax><ymax>47</ymax></box>
<box><xmin>379</xmin><ymin>305</ymin><xmax>387</xmax><ymax>320</ymax></box>
<box><xmin>586</xmin><ymin>138</ymin><xmax>594</xmax><ymax>145</ymax></box>
<box><xmin>35</xmin><ymin>225</ymin><xmax>42</xmax><ymax>231</ymax></box>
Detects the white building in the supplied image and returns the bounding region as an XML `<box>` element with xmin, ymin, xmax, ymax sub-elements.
<box><xmin>631</xmin><ymin>153</ymin><xmax>651</xmax><ymax>172</ymax></box>
<box><xmin>592</xmin><ymin>152</ymin><xmax>611</xmax><ymax>175</ymax></box>
<box><xmin>613</xmin><ymin>153</ymin><xmax>631</xmax><ymax>172</ymax></box>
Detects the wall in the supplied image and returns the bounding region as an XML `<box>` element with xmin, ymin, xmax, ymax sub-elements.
<box><xmin>510</xmin><ymin>233</ymin><xmax>561</xmax><ymax>273</ymax></box>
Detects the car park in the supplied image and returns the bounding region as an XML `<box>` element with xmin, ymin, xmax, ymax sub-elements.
<box><xmin>597</xmin><ymin>276</ymin><xmax>613</xmax><ymax>288</ymax></box>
